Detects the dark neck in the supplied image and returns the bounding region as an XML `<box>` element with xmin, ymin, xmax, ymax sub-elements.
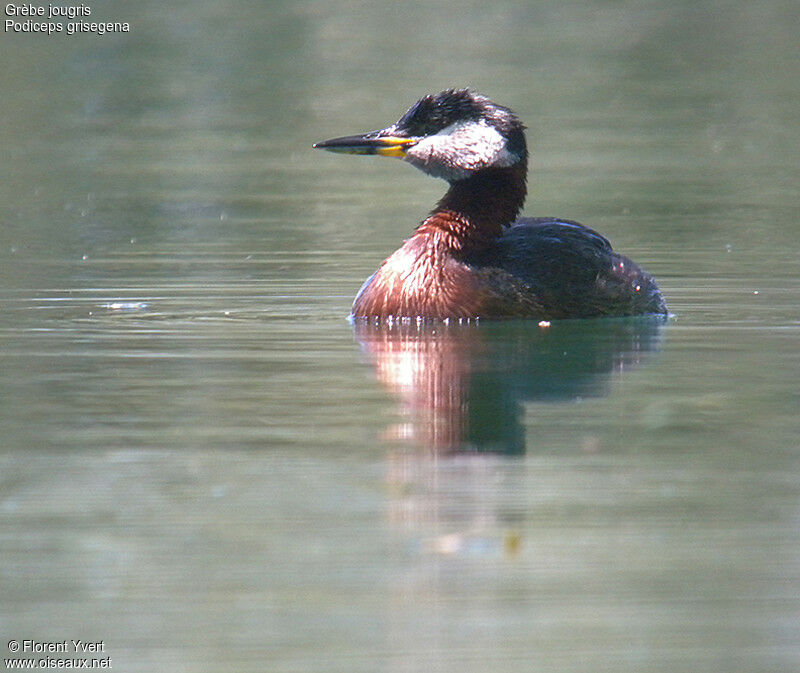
<box><xmin>414</xmin><ymin>160</ymin><xmax>528</xmax><ymax>255</ymax></box>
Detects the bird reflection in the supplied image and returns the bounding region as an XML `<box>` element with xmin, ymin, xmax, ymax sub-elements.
<box><xmin>354</xmin><ymin>317</ymin><xmax>665</xmax><ymax>453</ymax></box>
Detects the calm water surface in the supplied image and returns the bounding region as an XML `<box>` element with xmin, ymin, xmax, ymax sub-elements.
<box><xmin>1</xmin><ymin>1</ymin><xmax>799</xmax><ymax>671</ymax></box>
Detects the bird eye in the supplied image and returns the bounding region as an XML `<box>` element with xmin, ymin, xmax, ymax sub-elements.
<box><xmin>397</xmin><ymin>96</ymin><xmax>439</xmax><ymax>136</ymax></box>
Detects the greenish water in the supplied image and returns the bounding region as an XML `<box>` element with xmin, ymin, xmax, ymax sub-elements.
<box><xmin>1</xmin><ymin>1</ymin><xmax>799</xmax><ymax>671</ymax></box>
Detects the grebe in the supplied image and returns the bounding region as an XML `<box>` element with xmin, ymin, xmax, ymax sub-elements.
<box><xmin>314</xmin><ymin>89</ymin><xmax>667</xmax><ymax>321</ymax></box>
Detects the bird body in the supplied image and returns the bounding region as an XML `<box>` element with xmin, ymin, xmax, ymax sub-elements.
<box><xmin>314</xmin><ymin>89</ymin><xmax>666</xmax><ymax>321</ymax></box>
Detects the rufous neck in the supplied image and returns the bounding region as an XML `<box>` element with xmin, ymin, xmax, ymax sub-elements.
<box><xmin>415</xmin><ymin>161</ymin><xmax>528</xmax><ymax>253</ymax></box>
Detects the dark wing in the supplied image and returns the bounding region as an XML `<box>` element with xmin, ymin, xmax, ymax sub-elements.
<box><xmin>474</xmin><ymin>218</ymin><xmax>666</xmax><ymax>318</ymax></box>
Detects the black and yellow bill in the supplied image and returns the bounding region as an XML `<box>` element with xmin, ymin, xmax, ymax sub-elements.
<box><xmin>313</xmin><ymin>132</ymin><xmax>418</xmax><ymax>158</ymax></box>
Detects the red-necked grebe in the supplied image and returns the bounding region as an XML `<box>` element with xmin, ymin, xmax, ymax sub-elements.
<box><xmin>314</xmin><ymin>89</ymin><xmax>667</xmax><ymax>321</ymax></box>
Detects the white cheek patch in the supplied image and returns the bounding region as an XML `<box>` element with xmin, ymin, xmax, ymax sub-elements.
<box><xmin>405</xmin><ymin>120</ymin><xmax>520</xmax><ymax>181</ymax></box>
